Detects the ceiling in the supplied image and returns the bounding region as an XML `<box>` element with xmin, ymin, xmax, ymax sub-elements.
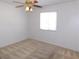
<box><xmin>0</xmin><ymin>0</ymin><xmax>76</xmax><ymax>6</ymax></box>
<box><xmin>38</xmin><ymin>0</ymin><xmax>75</xmax><ymax>6</ymax></box>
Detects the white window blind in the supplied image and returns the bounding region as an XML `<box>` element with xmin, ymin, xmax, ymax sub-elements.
<box><xmin>40</xmin><ymin>12</ymin><xmax>57</xmax><ymax>31</ymax></box>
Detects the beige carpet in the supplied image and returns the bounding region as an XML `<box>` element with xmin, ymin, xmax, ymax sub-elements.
<box><xmin>0</xmin><ymin>39</ymin><xmax>79</xmax><ymax>59</ymax></box>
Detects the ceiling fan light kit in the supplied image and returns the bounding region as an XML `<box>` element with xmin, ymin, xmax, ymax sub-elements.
<box><xmin>25</xmin><ymin>6</ymin><xmax>33</xmax><ymax>11</ymax></box>
<box><xmin>13</xmin><ymin>0</ymin><xmax>42</xmax><ymax>12</ymax></box>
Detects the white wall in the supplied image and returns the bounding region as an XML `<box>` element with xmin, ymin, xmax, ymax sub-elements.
<box><xmin>28</xmin><ymin>0</ymin><xmax>79</xmax><ymax>52</ymax></box>
<box><xmin>0</xmin><ymin>2</ymin><xmax>28</xmax><ymax>47</ymax></box>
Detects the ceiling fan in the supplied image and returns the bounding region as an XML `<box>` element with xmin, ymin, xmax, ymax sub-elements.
<box><xmin>13</xmin><ymin>0</ymin><xmax>42</xmax><ymax>11</ymax></box>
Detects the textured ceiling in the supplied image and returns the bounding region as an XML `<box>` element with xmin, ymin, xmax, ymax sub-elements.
<box><xmin>38</xmin><ymin>0</ymin><xmax>75</xmax><ymax>6</ymax></box>
<box><xmin>0</xmin><ymin>0</ymin><xmax>76</xmax><ymax>6</ymax></box>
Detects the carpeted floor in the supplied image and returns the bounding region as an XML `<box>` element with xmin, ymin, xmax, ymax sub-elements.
<box><xmin>0</xmin><ymin>39</ymin><xmax>79</xmax><ymax>59</ymax></box>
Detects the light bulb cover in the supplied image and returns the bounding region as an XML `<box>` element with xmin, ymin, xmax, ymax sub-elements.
<box><xmin>26</xmin><ymin>7</ymin><xmax>29</xmax><ymax>11</ymax></box>
<box><xmin>30</xmin><ymin>8</ymin><xmax>33</xmax><ymax>11</ymax></box>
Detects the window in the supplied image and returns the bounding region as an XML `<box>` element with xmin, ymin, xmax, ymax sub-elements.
<box><xmin>40</xmin><ymin>12</ymin><xmax>57</xmax><ymax>31</ymax></box>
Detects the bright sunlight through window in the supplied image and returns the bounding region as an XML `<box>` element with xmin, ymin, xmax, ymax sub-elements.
<box><xmin>40</xmin><ymin>12</ymin><xmax>57</xmax><ymax>31</ymax></box>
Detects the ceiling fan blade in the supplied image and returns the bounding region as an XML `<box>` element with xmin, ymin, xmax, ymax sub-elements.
<box><xmin>33</xmin><ymin>0</ymin><xmax>38</xmax><ymax>3</ymax></box>
<box><xmin>34</xmin><ymin>5</ymin><xmax>42</xmax><ymax>8</ymax></box>
<box><xmin>16</xmin><ymin>5</ymin><xmax>24</xmax><ymax>8</ymax></box>
<box><xmin>34</xmin><ymin>1</ymin><xmax>38</xmax><ymax>3</ymax></box>
<box><xmin>13</xmin><ymin>1</ymin><xmax>24</xmax><ymax>4</ymax></box>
